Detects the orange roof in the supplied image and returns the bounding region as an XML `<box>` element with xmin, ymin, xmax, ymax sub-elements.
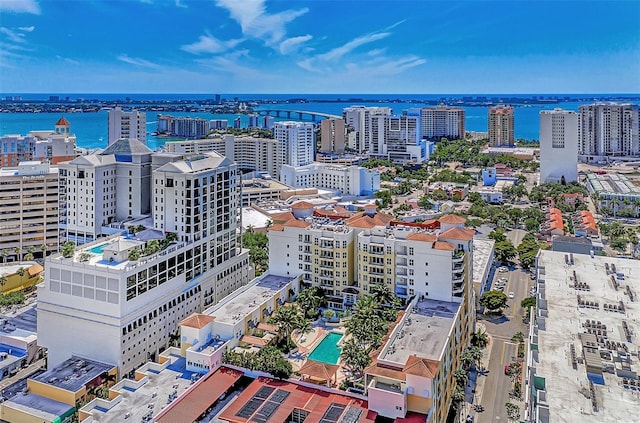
<box><xmin>364</xmin><ymin>204</ymin><xmax>378</xmax><ymax>209</ymax></box>
<box><xmin>55</xmin><ymin>116</ymin><xmax>70</xmax><ymax>126</ymax></box>
<box><xmin>27</xmin><ymin>262</ymin><xmax>44</xmax><ymax>277</ymax></box>
<box><xmin>290</xmin><ymin>201</ymin><xmax>315</xmax><ymax>210</ymax></box>
<box><xmin>564</xmin><ymin>193</ymin><xmax>583</xmax><ymax>198</ymax></box>
<box><xmin>257</xmin><ymin>322</ymin><xmax>279</xmax><ymax>332</ymax></box>
<box><xmin>283</xmin><ymin>219</ymin><xmax>311</xmax><ymax>228</ymax></box>
<box><xmin>406</xmin><ymin>233</ymin><xmax>437</xmax><ymax>243</ymax></box>
<box><xmin>180</xmin><ymin>313</ymin><xmax>215</xmax><ymax>329</ymax></box>
<box><xmin>155</xmin><ymin>367</ymin><xmax>242</xmax><ymax>423</ymax></box>
<box><xmin>439</xmin><ymin>227</ymin><xmax>475</xmax><ymax>241</ymax></box>
<box><xmin>270</xmin><ymin>211</ymin><xmax>295</xmax><ymax>223</ymax></box>
<box><xmin>365</xmin><ymin>361</ymin><xmax>406</xmax><ymax>381</ymax></box>
<box><xmin>313</xmin><ymin>206</ymin><xmax>351</xmax><ymax>218</ymax></box>
<box><xmin>433</xmin><ymin>241</ymin><xmax>456</xmax><ymax>251</ymax></box>
<box><xmin>438</xmin><ymin>214</ymin><xmax>466</xmax><ymax>225</ymax></box>
<box><xmin>299</xmin><ymin>360</ymin><xmax>340</xmax><ymax>381</ymax></box>
<box><xmin>403</xmin><ymin>355</ymin><xmax>440</xmax><ymax>378</ymax></box>
<box><xmin>268</xmin><ymin>224</ymin><xmax>285</xmax><ymax>231</ymax></box>
<box><xmin>240</xmin><ymin>335</ymin><xmax>270</xmax><ymax>346</ymax></box>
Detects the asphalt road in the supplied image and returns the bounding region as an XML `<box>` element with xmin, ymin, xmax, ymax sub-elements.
<box><xmin>476</xmin><ymin>263</ymin><xmax>534</xmax><ymax>423</ymax></box>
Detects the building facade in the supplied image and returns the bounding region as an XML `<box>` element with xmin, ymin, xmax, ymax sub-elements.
<box><xmin>578</xmin><ymin>103</ymin><xmax>640</xmax><ymax>162</ymax></box>
<box><xmin>0</xmin><ymin>117</ymin><xmax>76</xmax><ymax>167</ymax></box>
<box><xmin>488</xmin><ymin>105</ymin><xmax>515</xmax><ymax>147</ymax></box>
<box><xmin>108</xmin><ymin>107</ymin><xmax>147</xmax><ymax>145</ymax></box>
<box><xmin>0</xmin><ymin>161</ymin><xmax>59</xmax><ymax>258</ymax></box>
<box><xmin>320</xmin><ymin>118</ymin><xmax>346</xmax><ymax>154</ymax></box>
<box><xmin>280</xmin><ymin>163</ymin><xmax>380</xmax><ymax>196</ymax></box>
<box><xmin>539</xmin><ymin>108</ymin><xmax>578</xmax><ymax>183</ymax></box>
<box><xmin>38</xmin><ymin>152</ymin><xmax>253</xmax><ymax>376</ymax></box>
<box><xmin>417</xmin><ymin>105</ymin><xmax>466</xmax><ymax>140</ymax></box>
<box><xmin>273</xmin><ymin>122</ymin><xmax>315</xmax><ymax>179</ymax></box>
<box><xmin>370</xmin><ymin>112</ymin><xmax>428</xmax><ymax>164</ymax></box>
<box><xmin>156</xmin><ymin>115</ymin><xmax>210</xmax><ymax>139</ymax></box>
<box><xmin>343</xmin><ymin>106</ymin><xmax>392</xmax><ymax>153</ymax></box>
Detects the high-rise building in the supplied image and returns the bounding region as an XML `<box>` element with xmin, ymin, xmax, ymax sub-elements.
<box><xmin>248</xmin><ymin>114</ymin><xmax>260</xmax><ymax>129</ymax></box>
<box><xmin>0</xmin><ymin>161</ymin><xmax>59</xmax><ymax>259</ymax></box>
<box><xmin>233</xmin><ymin>117</ymin><xmax>242</xmax><ymax>129</ymax></box>
<box><xmin>0</xmin><ymin>117</ymin><xmax>76</xmax><ymax>167</ymax></box>
<box><xmin>108</xmin><ymin>107</ymin><xmax>146</xmax><ymax>145</ymax></box>
<box><xmin>58</xmin><ymin>139</ymin><xmax>153</xmax><ymax>245</ymax></box>
<box><xmin>273</xmin><ymin>121</ymin><xmax>315</xmax><ymax>179</ymax></box>
<box><xmin>38</xmin><ymin>151</ymin><xmax>252</xmax><ymax>376</ymax></box>
<box><xmin>343</xmin><ymin>106</ymin><xmax>392</xmax><ymax>153</ymax></box>
<box><xmin>319</xmin><ymin>118</ymin><xmax>346</xmax><ymax>154</ymax></box>
<box><xmin>155</xmin><ymin>115</ymin><xmax>209</xmax><ymax>139</ymax></box>
<box><xmin>488</xmin><ymin>105</ymin><xmax>515</xmax><ymax>147</ymax></box>
<box><xmin>165</xmin><ymin>135</ymin><xmax>278</xmax><ymax>178</ymax></box>
<box><xmin>417</xmin><ymin>105</ymin><xmax>466</xmax><ymax>140</ymax></box>
<box><xmin>578</xmin><ymin>103</ymin><xmax>640</xmax><ymax>162</ymax></box>
<box><xmin>540</xmin><ymin>109</ymin><xmax>578</xmax><ymax>183</ymax></box>
<box><xmin>370</xmin><ymin>111</ymin><xmax>428</xmax><ymax>164</ymax></box>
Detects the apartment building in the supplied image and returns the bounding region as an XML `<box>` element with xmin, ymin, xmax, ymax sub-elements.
<box><xmin>58</xmin><ymin>138</ymin><xmax>153</xmax><ymax>245</ymax></box>
<box><xmin>273</xmin><ymin>121</ymin><xmax>315</xmax><ymax>179</ymax></box>
<box><xmin>416</xmin><ymin>105</ymin><xmax>466</xmax><ymax>140</ymax></box>
<box><xmin>343</xmin><ymin>106</ymin><xmax>392</xmax><ymax>153</ymax></box>
<box><xmin>38</xmin><ymin>152</ymin><xmax>253</xmax><ymax>376</ymax></box>
<box><xmin>0</xmin><ymin>117</ymin><xmax>76</xmax><ymax>167</ymax></box>
<box><xmin>320</xmin><ymin>117</ymin><xmax>346</xmax><ymax>154</ymax></box>
<box><xmin>108</xmin><ymin>107</ymin><xmax>146</xmax><ymax>145</ymax></box>
<box><xmin>578</xmin><ymin>103</ymin><xmax>640</xmax><ymax>162</ymax></box>
<box><xmin>0</xmin><ymin>161</ymin><xmax>59</xmax><ymax>259</ymax></box>
<box><xmin>370</xmin><ymin>112</ymin><xmax>428</xmax><ymax>164</ymax></box>
<box><xmin>488</xmin><ymin>105</ymin><xmax>515</xmax><ymax>147</ymax></box>
<box><xmin>539</xmin><ymin>108</ymin><xmax>578</xmax><ymax>183</ymax></box>
<box><xmin>156</xmin><ymin>115</ymin><xmax>210</xmax><ymax>139</ymax></box>
<box><xmin>280</xmin><ymin>162</ymin><xmax>380</xmax><ymax>196</ymax></box>
<box><xmin>165</xmin><ymin>135</ymin><xmax>278</xmax><ymax>178</ymax></box>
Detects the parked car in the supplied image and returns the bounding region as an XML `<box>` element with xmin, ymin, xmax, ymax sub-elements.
<box><xmin>508</xmin><ymin>292</ymin><xmax>515</xmax><ymax>299</ymax></box>
<box><xmin>498</xmin><ymin>266</ymin><xmax>509</xmax><ymax>273</ymax></box>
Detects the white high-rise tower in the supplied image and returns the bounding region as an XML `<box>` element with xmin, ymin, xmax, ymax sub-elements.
<box><xmin>108</xmin><ymin>107</ymin><xmax>147</xmax><ymax>145</ymax></box>
<box><xmin>539</xmin><ymin>109</ymin><xmax>578</xmax><ymax>183</ymax></box>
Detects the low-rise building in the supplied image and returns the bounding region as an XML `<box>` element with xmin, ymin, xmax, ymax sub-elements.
<box><xmin>573</xmin><ymin>210</ymin><xmax>598</xmax><ymax>238</ymax></box>
<box><xmin>0</xmin><ymin>262</ymin><xmax>43</xmax><ymax>294</ymax></box>
<box><xmin>540</xmin><ymin>208</ymin><xmax>564</xmax><ymax>236</ymax></box>
<box><xmin>551</xmin><ymin>235</ymin><xmax>603</xmax><ymax>255</ymax></box>
<box><xmin>280</xmin><ymin>163</ymin><xmax>380</xmax><ymax>196</ymax></box>
<box><xmin>477</xmin><ymin>187</ymin><xmax>503</xmax><ymax>204</ymax></box>
<box><xmin>0</xmin><ymin>327</ymin><xmax>38</xmax><ymax>382</ymax></box>
<box><xmin>527</xmin><ymin>251</ymin><xmax>640</xmax><ymax>423</ymax></box>
<box><xmin>585</xmin><ymin>172</ymin><xmax>640</xmax><ymax>218</ymax></box>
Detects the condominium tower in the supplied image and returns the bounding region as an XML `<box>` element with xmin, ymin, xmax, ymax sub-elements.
<box><xmin>319</xmin><ymin>118</ymin><xmax>346</xmax><ymax>154</ymax></box>
<box><xmin>38</xmin><ymin>151</ymin><xmax>252</xmax><ymax>376</ymax></box>
<box><xmin>418</xmin><ymin>105</ymin><xmax>466</xmax><ymax>140</ymax></box>
<box><xmin>578</xmin><ymin>103</ymin><xmax>640</xmax><ymax>162</ymax></box>
<box><xmin>273</xmin><ymin>121</ymin><xmax>315</xmax><ymax>179</ymax></box>
<box><xmin>370</xmin><ymin>111</ymin><xmax>428</xmax><ymax>164</ymax></box>
<box><xmin>539</xmin><ymin>109</ymin><xmax>578</xmax><ymax>183</ymax></box>
<box><xmin>343</xmin><ymin>106</ymin><xmax>392</xmax><ymax>153</ymax></box>
<box><xmin>488</xmin><ymin>105</ymin><xmax>515</xmax><ymax>147</ymax></box>
<box><xmin>108</xmin><ymin>107</ymin><xmax>147</xmax><ymax>145</ymax></box>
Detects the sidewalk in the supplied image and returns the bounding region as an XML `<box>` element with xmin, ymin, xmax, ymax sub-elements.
<box><xmin>461</xmin><ymin>322</ymin><xmax>492</xmax><ymax>422</ymax></box>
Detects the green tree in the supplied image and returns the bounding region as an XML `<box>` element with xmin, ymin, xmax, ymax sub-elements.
<box><xmin>453</xmin><ymin>368</ymin><xmax>468</xmax><ymax>388</ymax></box>
<box><xmin>340</xmin><ymin>338</ymin><xmax>372</xmax><ymax>378</ymax></box>
<box><xmin>369</xmin><ymin>283</ymin><xmax>398</xmax><ymax>308</ymax></box>
<box><xmin>243</xmin><ymin>228</ymin><xmax>269</xmax><ymax>275</ymax></box>
<box><xmin>128</xmin><ymin>248</ymin><xmax>141</xmax><ymax>261</ymax></box>
<box><xmin>521</xmin><ymin>297</ymin><xmax>536</xmax><ymax>319</ymax></box>
<box><xmin>479</xmin><ymin>290</ymin><xmax>509</xmax><ymax>312</ymax></box>
<box><xmin>295</xmin><ymin>287</ymin><xmax>326</xmax><ymax>319</ymax></box>
<box><xmin>524</xmin><ymin>218</ymin><xmax>540</xmax><ymax>232</ymax></box>
<box><xmin>323</xmin><ymin>309</ymin><xmax>335</xmax><ymax>321</ymax></box>
<box><xmin>505</xmin><ymin>402</ymin><xmax>520</xmax><ymax>422</ymax></box>
<box><xmin>451</xmin><ymin>386</ymin><xmax>465</xmax><ymax>409</ymax></box>
<box><xmin>14</xmin><ymin>247</ymin><xmax>21</xmax><ymax>261</ymax></box>
<box><xmin>460</xmin><ymin>350</ymin><xmax>474</xmax><ymax>370</ymax></box>
<box><xmin>494</xmin><ymin>240</ymin><xmax>517</xmax><ymax>263</ymax></box>
<box><xmin>61</xmin><ymin>241</ymin><xmax>76</xmax><ymax>258</ymax></box>
<box><xmin>40</xmin><ymin>244</ymin><xmax>48</xmax><ymax>258</ymax></box>
<box><xmin>417</xmin><ymin>195</ymin><xmax>433</xmax><ymax>209</ymax></box>
<box><xmin>488</xmin><ymin>229</ymin><xmax>507</xmax><ymax>243</ymax></box>
<box><xmin>374</xmin><ymin>190</ymin><xmax>392</xmax><ymax>209</ymax></box>
<box><xmin>511</xmin><ymin>331</ymin><xmax>525</xmax><ymax>343</ymax></box>
<box><xmin>471</xmin><ymin>330</ymin><xmax>489</xmax><ymax>348</ymax></box>
<box><xmin>16</xmin><ymin>267</ymin><xmax>25</xmax><ymax>278</ymax></box>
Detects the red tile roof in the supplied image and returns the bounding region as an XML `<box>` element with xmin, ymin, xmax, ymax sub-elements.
<box><xmin>55</xmin><ymin>116</ymin><xmax>70</xmax><ymax>126</ymax></box>
<box><xmin>283</xmin><ymin>220</ymin><xmax>312</xmax><ymax>228</ymax></box>
<box><xmin>180</xmin><ymin>313</ymin><xmax>215</xmax><ymax>329</ymax></box>
<box><xmin>290</xmin><ymin>201</ymin><xmax>315</xmax><ymax>210</ymax></box>
<box><xmin>155</xmin><ymin>367</ymin><xmax>242</xmax><ymax>423</ymax></box>
<box><xmin>438</xmin><ymin>214</ymin><xmax>466</xmax><ymax>225</ymax></box>
<box><xmin>439</xmin><ymin>227</ymin><xmax>475</xmax><ymax>241</ymax></box>
<box><xmin>406</xmin><ymin>233</ymin><xmax>438</xmax><ymax>243</ymax></box>
<box><xmin>433</xmin><ymin>241</ymin><xmax>456</xmax><ymax>251</ymax></box>
<box><xmin>403</xmin><ymin>355</ymin><xmax>439</xmax><ymax>378</ymax></box>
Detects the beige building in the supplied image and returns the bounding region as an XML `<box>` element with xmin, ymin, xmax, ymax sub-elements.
<box><xmin>0</xmin><ymin>161</ymin><xmax>59</xmax><ymax>260</ymax></box>
<box><xmin>418</xmin><ymin>105</ymin><xmax>466</xmax><ymax>140</ymax></box>
<box><xmin>320</xmin><ymin>117</ymin><xmax>346</xmax><ymax>154</ymax></box>
<box><xmin>489</xmin><ymin>105</ymin><xmax>515</xmax><ymax>147</ymax></box>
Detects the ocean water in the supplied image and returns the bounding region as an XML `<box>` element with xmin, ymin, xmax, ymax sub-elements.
<box><xmin>1</xmin><ymin>94</ymin><xmax>638</xmax><ymax>149</ymax></box>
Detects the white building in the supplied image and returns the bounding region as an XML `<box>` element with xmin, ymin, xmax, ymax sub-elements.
<box><xmin>273</xmin><ymin>122</ymin><xmax>315</xmax><ymax>179</ymax></box>
<box><xmin>165</xmin><ymin>135</ymin><xmax>277</xmax><ymax>178</ymax></box>
<box><xmin>343</xmin><ymin>106</ymin><xmax>392</xmax><ymax>153</ymax></box>
<box><xmin>578</xmin><ymin>103</ymin><xmax>640</xmax><ymax>162</ymax></box>
<box><xmin>539</xmin><ymin>109</ymin><xmax>578</xmax><ymax>183</ymax></box>
<box><xmin>58</xmin><ymin>139</ymin><xmax>153</xmax><ymax>245</ymax></box>
<box><xmin>370</xmin><ymin>112</ymin><xmax>428</xmax><ymax>164</ymax></box>
<box><xmin>280</xmin><ymin>162</ymin><xmax>380</xmax><ymax>196</ymax></box>
<box><xmin>38</xmin><ymin>152</ymin><xmax>253</xmax><ymax>376</ymax></box>
<box><xmin>414</xmin><ymin>105</ymin><xmax>466</xmax><ymax>140</ymax></box>
<box><xmin>108</xmin><ymin>107</ymin><xmax>147</xmax><ymax>145</ymax></box>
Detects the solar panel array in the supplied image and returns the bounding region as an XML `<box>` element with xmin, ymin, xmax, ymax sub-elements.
<box><xmin>235</xmin><ymin>386</ymin><xmax>275</xmax><ymax>419</ymax></box>
<box><xmin>320</xmin><ymin>403</ymin><xmax>346</xmax><ymax>423</ymax></box>
<box><xmin>340</xmin><ymin>406</ymin><xmax>362</xmax><ymax>423</ymax></box>
<box><xmin>252</xmin><ymin>389</ymin><xmax>290</xmax><ymax>423</ymax></box>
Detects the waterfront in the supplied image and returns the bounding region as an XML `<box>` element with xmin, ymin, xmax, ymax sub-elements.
<box><xmin>1</xmin><ymin>95</ymin><xmax>639</xmax><ymax>149</ymax></box>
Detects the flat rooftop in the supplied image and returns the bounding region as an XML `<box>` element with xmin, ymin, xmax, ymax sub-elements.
<box><xmin>380</xmin><ymin>298</ymin><xmax>460</xmax><ymax>365</ymax></box>
<box><xmin>31</xmin><ymin>355</ymin><xmax>115</xmax><ymax>393</ymax></box>
<box><xmin>241</xmin><ymin>207</ymin><xmax>273</xmax><ymax>229</ymax></box>
<box><xmin>473</xmin><ymin>238</ymin><xmax>495</xmax><ymax>286</ymax></box>
<box><xmin>3</xmin><ymin>392</ymin><xmax>73</xmax><ymax>421</ymax></box>
<box><xmin>586</xmin><ymin>172</ymin><xmax>640</xmax><ymax>197</ymax></box>
<box><xmin>534</xmin><ymin>250</ymin><xmax>640</xmax><ymax>422</ymax></box>
<box><xmin>204</xmin><ymin>274</ymin><xmax>298</xmax><ymax>325</ymax></box>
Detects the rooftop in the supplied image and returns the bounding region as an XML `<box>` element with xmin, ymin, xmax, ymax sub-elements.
<box><xmin>533</xmin><ymin>250</ymin><xmax>640</xmax><ymax>422</ymax></box>
<box><xmin>3</xmin><ymin>392</ymin><xmax>73</xmax><ymax>421</ymax></box>
<box><xmin>31</xmin><ymin>355</ymin><xmax>115</xmax><ymax>393</ymax></box>
<box><xmin>586</xmin><ymin>172</ymin><xmax>640</xmax><ymax>197</ymax></box>
<box><xmin>473</xmin><ymin>238</ymin><xmax>495</xmax><ymax>286</ymax></box>
<box><xmin>204</xmin><ymin>274</ymin><xmax>298</xmax><ymax>326</ymax></box>
<box><xmin>379</xmin><ymin>297</ymin><xmax>460</xmax><ymax>365</ymax></box>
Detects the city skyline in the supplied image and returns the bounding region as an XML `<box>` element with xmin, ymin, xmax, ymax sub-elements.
<box><xmin>1</xmin><ymin>0</ymin><xmax>639</xmax><ymax>94</ymax></box>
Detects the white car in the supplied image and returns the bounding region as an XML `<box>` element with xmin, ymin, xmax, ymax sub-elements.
<box><xmin>498</xmin><ymin>266</ymin><xmax>509</xmax><ymax>273</ymax></box>
<box><xmin>498</xmin><ymin>277</ymin><xmax>508</xmax><ymax>284</ymax></box>
<box><xmin>508</xmin><ymin>292</ymin><xmax>515</xmax><ymax>299</ymax></box>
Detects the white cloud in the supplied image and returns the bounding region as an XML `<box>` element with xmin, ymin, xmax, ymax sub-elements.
<box><xmin>175</xmin><ymin>0</ymin><xmax>187</xmax><ymax>8</ymax></box>
<box><xmin>0</xmin><ymin>0</ymin><xmax>40</xmax><ymax>14</ymax></box>
<box><xmin>279</xmin><ymin>34</ymin><xmax>312</xmax><ymax>55</ymax></box>
<box><xmin>117</xmin><ymin>54</ymin><xmax>160</xmax><ymax>69</ymax></box>
<box><xmin>181</xmin><ymin>33</ymin><xmax>243</xmax><ymax>54</ymax></box>
<box><xmin>18</xmin><ymin>26</ymin><xmax>35</xmax><ymax>32</ymax></box>
<box><xmin>0</xmin><ymin>27</ymin><xmax>30</xmax><ymax>44</ymax></box>
<box><xmin>215</xmin><ymin>0</ymin><xmax>308</xmax><ymax>47</ymax></box>
<box><xmin>56</xmin><ymin>55</ymin><xmax>80</xmax><ymax>65</ymax></box>
<box><xmin>317</xmin><ymin>32</ymin><xmax>390</xmax><ymax>62</ymax></box>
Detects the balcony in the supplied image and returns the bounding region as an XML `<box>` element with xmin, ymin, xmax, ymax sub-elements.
<box><xmin>396</xmin><ymin>269</ymin><xmax>407</xmax><ymax>276</ymax></box>
<box><xmin>320</xmin><ymin>241</ymin><xmax>334</xmax><ymax>249</ymax></box>
<box><xmin>452</xmin><ymin>253</ymin><xmax>464</xmax><ymax>263</ymax></box>
<box><xmin>395</xmin><ymin>287</ymin><xmax>410</xmax><ymax>298</ymax></box>
<box><xmin>452</xmin><ymin>284</ymin><xmax>465</xmax><ymax>294</ymax></box>
<box><xmin>396</xmin><ymin>277</ymin><xmax>407</xmax><ymax>286</ymax></box>
<box><xmin>369</xmin><ymin>247</ymin><xmax>384</xmax><ymax>256</ymax></box>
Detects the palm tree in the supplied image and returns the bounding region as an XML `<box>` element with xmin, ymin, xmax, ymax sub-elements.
<box><xmin>340</xmin><ymin>338</ymin><xmax>371</xmax><ymax>379</ymax></box>
<box><xmin>511</xmin><ymin>331</ymin><xmax>525</xmax><ymax>344</ymax></box>
<box><xmin>270</xmin><ymin>305</ymin><xmax>300</xmax><ymax>349</ymax></box>
<box><xmin>468</xmin><ymin>346</ymin><xmax>483</xmax><ymax>370</ymax></box>
<box><xmin>460</xmin><ymin>350</ymin><xmax>474</xmax><ymax>370</ymax></box>
<box><xmin>454</xmin><ymin>368</ymin><xmax>468</xmax><ymax>388</ymax></box>
<box><xmin>14</xmin><ymin>247</ymin><xmax>21</xmax><ymax>262</ymax></box>
<box><xmin>40</xmin><ymin>244</ymin><xmax>48</xmax><ymax>258</ymax></box>
<box><xmin>471</xmin><ymin>330</ymin><xmax>489</xmax><ymax>349</ymax></box>
<box><xmin>0</xmin><ymin>275</ymin><xmax>7</xmax><ymax>292</ymax></box>
<box><xmin>1</xmin><ymin>249</ymin><xmax>8</xmax><ymax>264</ymax></box>
<box><xmin>369</xmin><ymin>283</ymin><xmax>398</xmax><ymax>308</ymax></box>
<box><xmin>451</xmin><ymin>385</ymin><xmax>465</xmax><ymax>409</ymax></box>
<box><xmin>295</xmin><ymin>287</ymin><xmax>325</xmax><ymax>319</ymax></box>
<box><xmin>16</xmin><ymin>267</ymin><xmax>26</xmax><ymax>278</ymax></box>
<box><xmin>24</xmin><ymin>246</ymin><xmax>35</xmax><ymax>262</ymax></box>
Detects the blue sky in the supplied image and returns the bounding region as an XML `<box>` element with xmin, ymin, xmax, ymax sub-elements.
<box><xmin>1</xmin><ymin>0</ymin><xmax>639</xmax><ymax>93</ymax></box>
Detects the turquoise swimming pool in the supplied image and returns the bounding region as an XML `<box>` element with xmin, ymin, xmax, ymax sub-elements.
<box><xmin>308</xmin><ymin>332</ymin><xmax>343</xmax><ymax>365</ymax></box>
<box><xmin>89</xmin><ymin>243</ymin><xmax>108</xmax><ymax>254</ymax></box>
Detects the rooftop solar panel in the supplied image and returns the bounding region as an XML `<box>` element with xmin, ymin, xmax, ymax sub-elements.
<box><xmin>236</xmin><ymin>397</ymin><xmax>265</xmax><ymax>418</ymax></box>
<box><xmin>320</xmin><ymin>403</ymin><xmax>346</xmax><ymax>423</ymax></box>
<box><xmin>340</xmin><ymin>406</ymin><xmax>362</xmax><ymax>423</ymax></box>
<box><xmin>254</xmin><ymin>386</ymin><xmax>275</xmax><ymax>400</ymax></box>
<box><xmin>270</xmin><ymin>389</ymin><xmax>290</xmax><ymax>403</ymax></box>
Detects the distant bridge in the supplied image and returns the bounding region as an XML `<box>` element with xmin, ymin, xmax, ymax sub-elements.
<box><xmin>254</xmin><ymin>109</ymin><xmax>341</xmax><ymax>122</ymax></box>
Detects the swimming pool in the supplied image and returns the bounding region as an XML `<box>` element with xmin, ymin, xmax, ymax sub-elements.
<box><xmin>308</xmin><ymin>332</ymin><xmax>343</xmax><ymax>365</ymax></box>
<box><xmin>89</xmin><ymin>243</ymin><xmax>108</xmax><ymax>254</ymax></box>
